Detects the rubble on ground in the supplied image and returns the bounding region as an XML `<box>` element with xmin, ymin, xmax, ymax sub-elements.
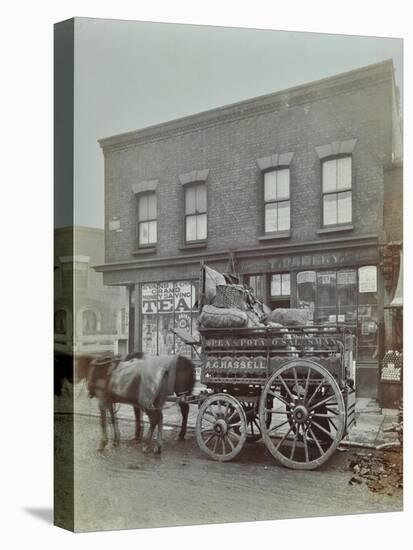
<box><xmin>347</xmin><ymin>450</ymin><xmax>403</xmax><ymax>495</ymax></box>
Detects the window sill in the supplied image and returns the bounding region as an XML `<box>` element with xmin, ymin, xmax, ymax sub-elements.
<box><xmin>317</xmin><ymin>224</ymin><xmax>354</xmax><ymax>235</ymax></box>
<box><xmin>179</xmin><ymin>241</ymin><xmax>207</xmax><ymax>251</ymax></box>
<box><xmin>131</xmin><ymin>247</ymin><xmax>157</xmax><ymax>256</ymax></box>
<box><xmin>258</xmin><ymin>231</ymin><xmax>291</xmax><ymax>241</ymax></box>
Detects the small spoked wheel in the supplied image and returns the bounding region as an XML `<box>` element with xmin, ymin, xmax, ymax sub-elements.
<box><xmin>259</xmin><ymin>359</ymin><xmax>345</xmax><ymax>470</ymax></box>
<box><xmin>196</xmin><ymin>393</ymin><xmax>247</xmax><ymax>462</ymax></box>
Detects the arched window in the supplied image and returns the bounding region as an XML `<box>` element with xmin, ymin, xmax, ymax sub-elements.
<box><xmin>82</xmin><ymin>309</ymin><xmax>98</xmax><ymax>334</ymax></box>
<box><xmin>54</xmin><ymin>309</ymin><xmax>67</xmax><ymax>335</ymax></box>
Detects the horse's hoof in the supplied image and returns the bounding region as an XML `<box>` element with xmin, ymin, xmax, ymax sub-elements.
<box><xmin>128</xmin><ymin>438</ymin><xmax>140</xmax><ymax>447</ymax></box>
<box><xmin>142</xmin><ymin>444</ymin><xmax>149</xmax><ymax>454</ymax></box>
<box><xmin>153</xmin><ymin>445</ymin><xmax>162</xmax><ymax>455</ymax></box>
<box><xmin>112</xmin><ymin>441</ymin><xmax>120</xmax><ymax>448</ymax></box>
<box><xmin>178</xmin><ymin>434</ymin><xmax>185</xmax><ymax>441</ymax></box>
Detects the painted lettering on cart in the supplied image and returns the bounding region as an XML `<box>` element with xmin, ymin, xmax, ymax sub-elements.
<box><xmin>204</xmin><ymin>336</ymin><xmax>338</xmax><ymax>348</ymax></box>
<box><xmin>205</xmin><ymin>356</ymin><xmax>267</xmax><ymax>370</ymax></box>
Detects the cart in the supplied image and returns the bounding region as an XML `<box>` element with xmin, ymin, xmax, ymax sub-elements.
<box><xmin>194</xmin><ymin>325</ymin><xmax>356</xmax><ymax>470</ymax></box>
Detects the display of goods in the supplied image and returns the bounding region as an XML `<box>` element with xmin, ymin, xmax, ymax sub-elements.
<box><xmin>268</xmin><ymin>308</ymin><xmax>311</xmax><ymax>326</ymax></box>
<box><xmin>199</xmin><ymin>304</ymin><xmax>248</xmax><ymax>328</ymax></box>
<box><xmin>213</xmin><ymin>284</ymin><xmax>246</xmax><ymax>309</ymax></box>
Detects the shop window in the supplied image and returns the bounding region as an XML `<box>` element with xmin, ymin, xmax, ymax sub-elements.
<box><xmin>246</xmin><ymin>275</ymin><xmax>266</xmax><ymax>303</ymax></box>
<box><xmin>185</xmin><ymin>183</ymin><xmax>207</xmax><ymax>242</ymax></box>
<box><xmin>316</xmin><ymin>271</ymin><xmax>337</xmax><ymax>324</ymax></box>
<box><xmin>264</xmin><ymin>169</ymin><xmax>290</xmax><ymax>233</ymax></box>
<box><xmin>137</xmin><ymin>192</ymin><xmax>157</xmax><ymax>247</ymax></box>
<box><xmin>322</xmin><ymin>156</ymin><xmax>352</xmax><ymax>226</ymax></box>
<box><xmin>141</xmin><ymin>280</ymin><xmax>198</xmax><ymax>357</ymax></box>
<box><xmin>296</xmin><ymin>267</ymin><xmax>378</xmax><ymax>359</ymax></box>
<box><xmin>270</xmin><ymin>273</ymin><xmax>290</xmax><ymax>308</ymax></box>
<box><xmin>297</xmin><ymin>271</ymin><xmax>316</xmax><ymax>322</ymax></box>
<box><xmin>337</xmin><ymin>269</ymin><xmax>357</xmax><ymax>323</ymax></box>
<box><xmin>357</xmin><ymin>266</ymin><xmax>379</xmax><ymax>360</ymax></box>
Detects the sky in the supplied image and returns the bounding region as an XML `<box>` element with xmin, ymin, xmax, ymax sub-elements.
<box><xmin>70</xmin><ymin>18</ymin><xmax>403</xmax><ymax>229</ymax></box>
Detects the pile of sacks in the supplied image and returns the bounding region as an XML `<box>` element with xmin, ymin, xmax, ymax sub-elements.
<box><xmin>198</xmin><ymin>265</ymin><xmax>311</xmax><ymax>329</ymax></box>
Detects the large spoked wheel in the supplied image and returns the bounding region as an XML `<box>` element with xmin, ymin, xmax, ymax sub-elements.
<box><xmin>239</xmin><ymin>401</ymin><xmax>272</xmax><ymax>442</ymax></box>
<box><xmin>196</xmin><ymin>393</ymin><xmax>247</xmax><ymax>462</ymax></box>
<box><xmin>259</xmin><ymin>359</ymin><xmax>345</xmax><ymax>470</ymax></box>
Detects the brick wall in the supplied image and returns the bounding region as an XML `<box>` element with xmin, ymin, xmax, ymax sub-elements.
<box><xmin>101</xmin><ymin>63</ymin><xmax>395</xmax><ymax>267</ymax></box>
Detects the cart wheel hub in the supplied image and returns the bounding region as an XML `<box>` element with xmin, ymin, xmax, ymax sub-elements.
<box><xmin>214</xmin><ymin>419</ymin><xmax>228</xmax><ymax>435</ymax></box>
<box><xmin>292</xmin><ymin>404</ymin><xmax>308</xmax><ymax>424</ymax></box>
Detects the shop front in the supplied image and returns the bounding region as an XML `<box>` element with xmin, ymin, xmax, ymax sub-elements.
<box><xmin>239</xmin><ymin>241</ymin><xmax>382</xmax><ymax>398</ymax></box>
<box><xmin>102</xmin><ymin>237</ymin><xmax>382</xmax><ymax>398</ymax></box>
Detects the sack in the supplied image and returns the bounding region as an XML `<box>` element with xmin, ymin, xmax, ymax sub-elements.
<box><xmin>199</xmin><ymin>305</ymin><xmax>248</xmax><ymax>328</ymax></box>
<box><xmin>203</xmin><ymin>266</ymin><xmax>227</xmax><ymax>305</ymax></box>
<box><xmin>213</xmin><ymin>284</ymin><xmax>246</xmax><ymax>309</ymax></box>
<box><xmin>268</xmin><ymin>308</ymin><xmax>311</xmax><ymax>326</ymax></box>
<box><xmin>245</xmin><ymin>310</ymin><xmax>265</xmax><ymax>328</ymax></box>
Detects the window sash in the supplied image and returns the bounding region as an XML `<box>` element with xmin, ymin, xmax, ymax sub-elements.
<box><xmin>186</xmin><ymin>213</ymin><xmax>207</xmax><ymax>242</ymax></box>
<box><xmin>265</xmin><ymin>201</ymin><xmax>290</xmax><ymax>232</ymax></box>
<box><xmin>323</xmin><ymin>190</ymin><xmax>352</xmax><ymax>225</ymax></box>
<box><xmin>139</xmin><ymin>220</ymin><xmax>157</xmax><ymax>246</ymax></box>
<box><xmin>322</xmin><ymin>157</ymin><xmax>352</xmax><ymax>193</ymax></box>
<box><xmin>264</xmin><ymin>169</ymin><xmax>290</xmax><ymax>201</ymax></box>
<box><xmin>185</xmin><ymin>184</ymin><xmax>206</xmax><ymax>215</ymax></box>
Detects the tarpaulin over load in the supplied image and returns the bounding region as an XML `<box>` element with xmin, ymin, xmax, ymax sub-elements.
<box><xmin>110</xmin><ymin>355</ymin><xmax>178</xmax><ymax>409</ymax></box>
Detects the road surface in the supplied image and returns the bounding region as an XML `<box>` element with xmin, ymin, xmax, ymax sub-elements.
<box><xmin>54</xmin><ymin>412</ymin><xmax>402</xmax><ymax>532</ymax></box>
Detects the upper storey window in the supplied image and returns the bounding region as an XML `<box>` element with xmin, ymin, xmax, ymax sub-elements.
<box><xmin>137</xmin><ymin>192</ymin><xmax>157</xmax><ymax>247</ymax></box>
<box><xmin>185</xmin><ymin>183</ymin><xmax>207</xmax><ymax>243</ymax></box>
<box><xmin>264</xmin><ymin>168</ymin><xmax>290</xmax><ymax>233</ymax></box>
<box><xmin>322</xmin><ymin>156</ymin><xmax>352</xmax><ymax>226</ymax></box>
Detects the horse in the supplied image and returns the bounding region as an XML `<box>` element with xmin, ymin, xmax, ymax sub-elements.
<box><xmin>77</xmin><ymin>353</ymin><xmax>195</xmax><ymax>454</ymax></box>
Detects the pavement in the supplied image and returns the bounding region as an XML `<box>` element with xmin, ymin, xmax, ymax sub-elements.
<box><xmin>56</xmin><ymin>381</ymin><xmax>401</xmax><ymax>449</ymax></box>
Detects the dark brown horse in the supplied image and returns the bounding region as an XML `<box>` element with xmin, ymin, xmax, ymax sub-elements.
<box><xmin>77</xmin><ymin>353</ymin><xmax>195</xmax><ymax>454</ymax></box>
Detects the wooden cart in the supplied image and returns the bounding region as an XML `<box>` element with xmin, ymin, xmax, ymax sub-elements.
<box><xmin>194</xmin><ymin>325</ymin><xmax>356</xmax><ymax>470</ymax></box>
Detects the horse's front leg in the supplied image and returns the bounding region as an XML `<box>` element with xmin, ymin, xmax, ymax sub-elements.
<box><xmin>133</xmin><ymin>406</ymin><xmax>143</xmax><ymax>442</ymax></box>
<box><xmin>154</xmin><ymin>411</ymin><xmax>163</xmax><ymax>454</ymax></box>
<box><xmin>98</xmin><ymin>400</ymin><xmax>108</xmax><ymax>451</ymax></box>
<box><xmin>141</xmin><ymin>409</ymin><xmax>154</xmax><ymax>454</ymax></box>
<box><xmin>178</xmin><ymin>399</ymin><xmax>189</xmax><ymax>441</ymax></box>
<box><xmin>109</xmin><ymin>404</ymin><xmax>120</xmax><ymax>447</ymax></box>
<box><xmin>142</xmin><ymin>409</ymin><xmax>162</xmax><ymax>454</ymax></box>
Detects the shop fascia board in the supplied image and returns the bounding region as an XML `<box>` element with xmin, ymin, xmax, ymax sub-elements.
<box><xmin>93</xmin><ymin>233</ymin><xmax>379</xmax><ymax>273</ymax></box>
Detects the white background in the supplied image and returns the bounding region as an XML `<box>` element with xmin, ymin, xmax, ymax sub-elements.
<box><xmin>1</xmin><ymin>1</ymin><xmax>411</xmax><ymax>548</ymax></box>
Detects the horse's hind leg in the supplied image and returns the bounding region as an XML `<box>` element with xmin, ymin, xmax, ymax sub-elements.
<box><xmin>178</xmin><ymin>400</ymin><xmax>189</xmax><ymax>441</ymax></box>
<box><xmin>109</xmin><ymin>404</ymin><xmax>120</xmax><ymax>447</ymax></box>
<box><xmin>98</xmin><ymin>401</ymin><xmax>108</xmax><ymax>451</ymax></box>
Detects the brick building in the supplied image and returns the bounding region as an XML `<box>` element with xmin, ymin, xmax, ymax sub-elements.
<box><xmin>96</xmin><ymin>60</ymin><xmax>402</xmax><ymax>398</ymax></box>
<box><xmin>54</xmin><ymin>226</ymin><xmax>129</xmax><ymax>355</ymax></box>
